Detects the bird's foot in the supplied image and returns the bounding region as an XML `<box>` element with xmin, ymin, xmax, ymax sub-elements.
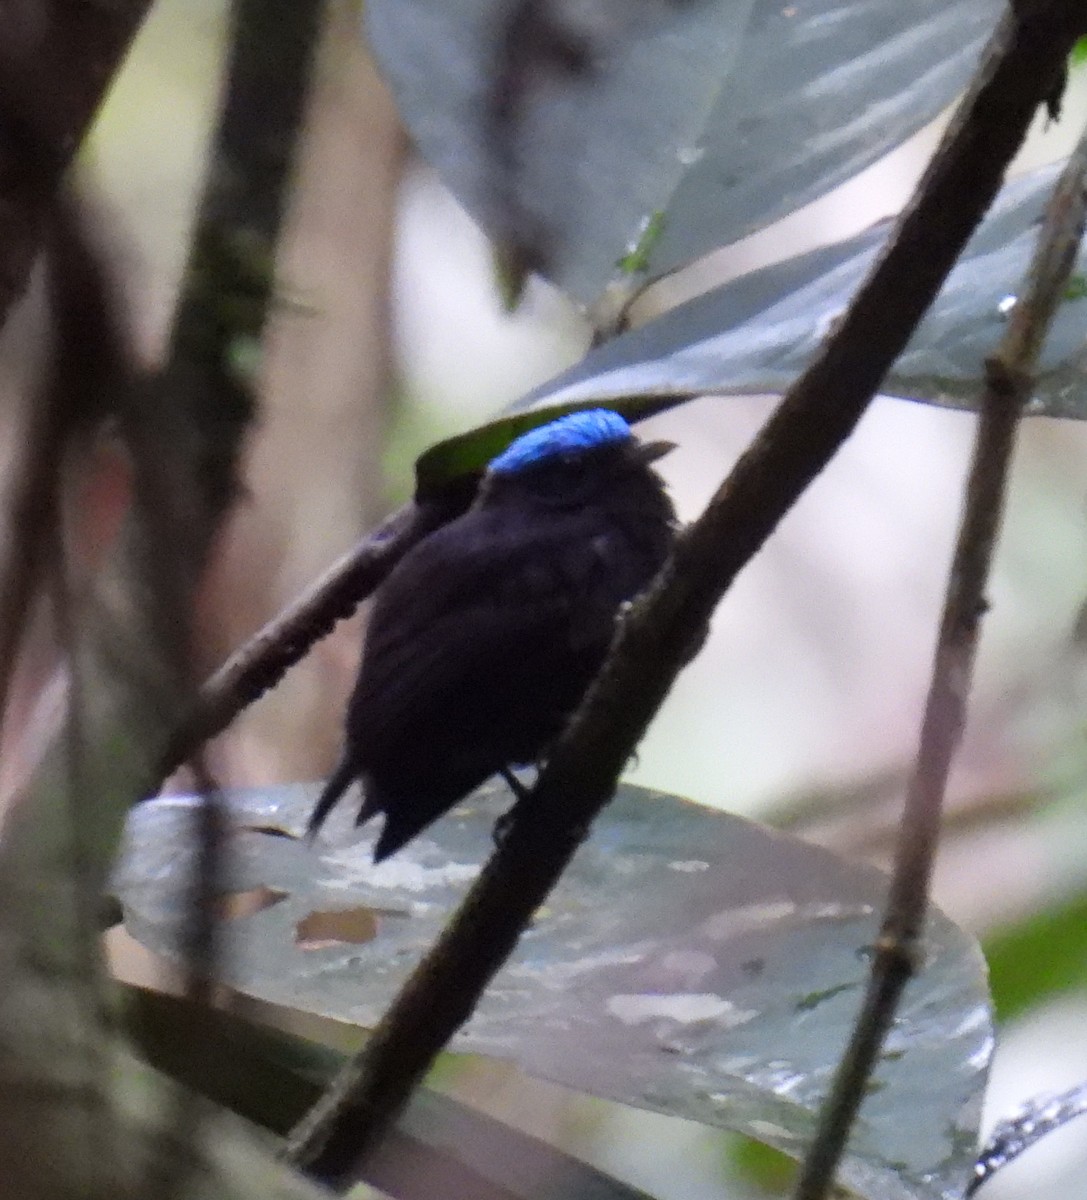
<box><xmin>498</xmin><ymin>766</ymin><xmax>531</xmax><ymax>802</ymax></box>
<box><xmin>493</xmin><ymin>767</ymin><xmax>534</xmax><ymax>848</ymax></box>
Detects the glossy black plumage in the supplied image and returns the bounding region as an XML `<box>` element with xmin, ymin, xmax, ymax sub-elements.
<box><xmin>308</xmin><ymin>413</ymin><xmax>676</xmax><ymax>860</ymax></box>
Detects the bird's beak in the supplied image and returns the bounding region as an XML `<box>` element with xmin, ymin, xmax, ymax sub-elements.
<box><xmin>636</xmin><ymin>439</ymin><xmax>677</xmax><ymax>464</ymax></box>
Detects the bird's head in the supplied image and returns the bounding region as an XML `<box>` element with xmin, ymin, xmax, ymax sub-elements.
<box><xmin>490</xmin><ymin>409</ymin><xmax>672</xmax><ymax>471</ymax></box>
<box><xmin>479</xmin><ymin>409</ymin><xmax>675</xmax><ymax>512</ymax></box>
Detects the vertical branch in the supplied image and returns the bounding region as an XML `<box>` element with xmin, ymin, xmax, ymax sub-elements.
<box><xmin>0</xmin><ymin>2</ymin><xmax>327</xmax><ymax>1192</ymax></box>
<box><xmin>42</xmin><ymin>192</ymin><xmax>141</xmax><ymax>1191</ymax></box>
<box><xmin>194</xmin><ymin>5</ymin><xmax>407</xmax><ymax>788</ymax></box>
<box><xmin>149</xmin><ymin>0</ymin><xmax>329</xmax><ymax>570</ymax></box>
<box><xmin>0</xmin><ymin>0</ymin><xmax>153</xmax><ymax>329</ymax></box>
<box><xmin>116</xmin><ymin>4</ymin><xmax>328</xmax><ymax>1180</ymax></box>
<box><xmin>0</xmin><ymin>190</ymin><xmax>138</xmax><ymax>1200</ymax></box>
<box><xmin>120</xmin><ymin>0</ymin><xmax>330</xmax><ymax>1112</ymax></box>
<box><xmin>0</xmin><ymin>330</ymin><xmax>67</xmax><ymax>739</ymax></box>
<box><xmin>791</xmin><ymin>123</ymin><xmax>1087</xmax><ymax>1200</ymax></box>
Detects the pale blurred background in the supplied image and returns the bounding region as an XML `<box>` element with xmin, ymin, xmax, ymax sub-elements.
<box><xmin>4</xmin><ymin>1</ymin><xmax>1087</xmax><ymax>1196</ymax></box>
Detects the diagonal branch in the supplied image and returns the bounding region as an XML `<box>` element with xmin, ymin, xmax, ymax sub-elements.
<box><xmin>151</xmin><ymin>497</ymin><xmax>455</xmax><ymax>789</ymax></box>
<box><xmin>283</xmin><ymin>0</ymin><xmax>1087</xmax><ymax>1183</ymax></box>
<box><xmin>791</xmin><ymin>111</ymin><xmax>1087</xmax><ymax>1200</ymax></box>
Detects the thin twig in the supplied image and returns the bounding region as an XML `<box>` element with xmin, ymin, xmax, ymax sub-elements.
<box><xmin>0</xmin><ymin>186</ymin><xmax>141</xmax><ymax>1200</ymax></box>
<box><xmin>283</xmin><ymin>1</ymin><xmax>1087</xmax><ymax>1182</ymax></box>
<box><xmin>144</xmin><ymin>0</ymin><xmax>469</xmax><ymax>792</ymax></box>
<box><xmin>156</xmin><ymin>0</ymin><xmax>329</xmax><ymax>953</ymax></box>
<box><xmin>41</xmin><ymin>191</ymin><xmax>136</xmax><ymax>1196</ymax></box>
<box><xmin>0</xmin><ymin>189</ymin><xmax>124</xmax><ymax>750</ymax></box>
<box><xmin>791</xmin><ymin>118</ymin><xmax>1087</xmax><ymax>1200</ymax></box>
<box><xmin>0</xmin><ymin>8</ymin><xmax>330</xmax><ymax>1181</ymax></box>
<box><xmin>151</xmin><ymin>496</ymin><xmax>458</xmax><ymax>789</ymax></box>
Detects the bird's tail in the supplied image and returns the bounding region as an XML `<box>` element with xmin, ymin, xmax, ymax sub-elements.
<box><xmin>306</xmin><ymin>755</ymin><xmax>360</xmax><ymax>841</ymax></box>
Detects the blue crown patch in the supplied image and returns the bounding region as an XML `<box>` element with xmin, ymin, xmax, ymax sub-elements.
<box><xmin>489</xmin><ymin>409</ymin><xmax>631</xmax><ymax>474</ymax></box>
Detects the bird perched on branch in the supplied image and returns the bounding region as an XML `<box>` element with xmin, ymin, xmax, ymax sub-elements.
<box><xmin>307</xmin><ymin>409</ymin><xmax>676</xmax><ymax>861</ymax></box>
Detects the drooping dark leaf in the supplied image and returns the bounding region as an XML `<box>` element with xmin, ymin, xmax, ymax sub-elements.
<box><xmin>116</xmin><ymin>783</ymin><xmax>992</xmax><ymax>1200</ymax></box>
<box><xmin>368</xmin><ymin>0</ymin><xmax>1000</xmax><ymax>306</ymax></box>
<box><xmin>121</xmin><ymin>984</ymin><xmax>656</xmax><ymax>1200</ymax></box>
<box><xmin>413</xmin><ymin>160</ymin><xmax>1087</xmax><ymax>490</ymax></box>
<box><xmin>512</xmin><ymin>162</ymin><xmax>1087</xmax><ymax>420</ymax></box>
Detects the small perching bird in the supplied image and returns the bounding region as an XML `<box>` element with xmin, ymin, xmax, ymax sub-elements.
<box><xmin>307</xmin><ymin>409</ymin><xmax>677</xmax><ymax>861</ymax></box>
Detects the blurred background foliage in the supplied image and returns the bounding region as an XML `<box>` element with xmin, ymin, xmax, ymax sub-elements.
<box><xmin>3</xmin><ymin>2</ymin><xmax>1087</xmax><ymax>1197</ymax></box>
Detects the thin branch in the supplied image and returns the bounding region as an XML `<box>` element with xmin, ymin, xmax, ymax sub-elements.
<box><xmin>0</xmin><ymin>0</ymin><xmax>152</xmax><ymax>331</ymax></box>
<box><xmin>149</xmin><ymin>0</ymin><xmax>329</xmax><ymax>567</ymax></box>
<box><xmin>0</xmin><ymin>187</ymin><xmax>136</xmax><ymax>752</ymax></box>
<box><xmin>38</xmin><ymin>191</ymin><xmax>136</xmax><ymax>1195</ymax></box>
<box><xmin>0</xmin><ymin>188</ymin><xmax>138</xmax><ymax>1200</ymax></box>
<box><xmin>142</xmin><ymin>0</ymin><xmax>330</xmax><ymax>914</ymax></box>
<box><xmin>151</xmin><ymin>496</ymin><xmax>460</xmax><ymax>788</ymax></box>
<box><xmin>112</xmin><ymin>0</ymin><xmax>329</xmax><ymax>1010</ymax></box>
<box><xmin>120</xmin><ymin>4</ymin><xmax>328</xmax><ymax>1190</ymax></box>
<box><xmin>283</xmin><ymin>1</ymin><xmax>1087</xmax><ymax>1182</ymax></box>
<box><xmin>791</xmin><ymin>115</ymin><xmax>1087</xmax><ymax>1200</ymax></box>
<box><xmin>0</xmin><ymin>331</ymin><xmax>67</xmax><ymax>741</ymax></box>
<box><xmin>0</xmin><ymin>6</ymin><xmax>335</xmax><ymax>1185</ymax></box>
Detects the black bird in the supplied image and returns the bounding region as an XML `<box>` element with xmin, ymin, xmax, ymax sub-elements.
<box><xmin>307</xmin><ymin>409</ymin><xmax>676</xmax><ymax>860</ymax></box>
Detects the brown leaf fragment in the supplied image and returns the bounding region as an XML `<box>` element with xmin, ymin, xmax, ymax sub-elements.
<box><xmin>296</xmin><ymin>907</ymin><xmax>381</xmax><ymax>949</ymax></box>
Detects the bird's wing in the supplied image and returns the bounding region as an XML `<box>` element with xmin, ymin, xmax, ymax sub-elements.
<box><xmin>347</xmin><ymin>511</ymin><xmax>617</xmax><ymax>761</ymax></box>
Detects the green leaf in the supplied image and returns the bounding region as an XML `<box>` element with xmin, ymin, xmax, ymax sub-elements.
<box><xmin>984</xmin><ymin>891</ymin><xmax>1087</xmax><ymax>1021</ymax></box>
<box><xmin>617</xmin><ymin>212</ymin><xmax>667</xmax><ymax>276</ymax></box>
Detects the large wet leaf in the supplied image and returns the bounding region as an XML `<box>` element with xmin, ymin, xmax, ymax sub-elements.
<box><xmin>117</xmin><ymin>783</ymin><xmax>992</xmax><ymax>1200</ymax></box>
<box><xmin>516</xmin><ymin>162</ymin><xmax>1087</xmax><ymax>419</ymax></box>
<box><xmin>368</xmin><ymin>0</ymin><xmax>999</xmax><ymax>305</ymax></box>
<box><xmin>413</xmin><ymin>161</ymin><xmax>1087</xmax><ymax>490</ymax></box>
